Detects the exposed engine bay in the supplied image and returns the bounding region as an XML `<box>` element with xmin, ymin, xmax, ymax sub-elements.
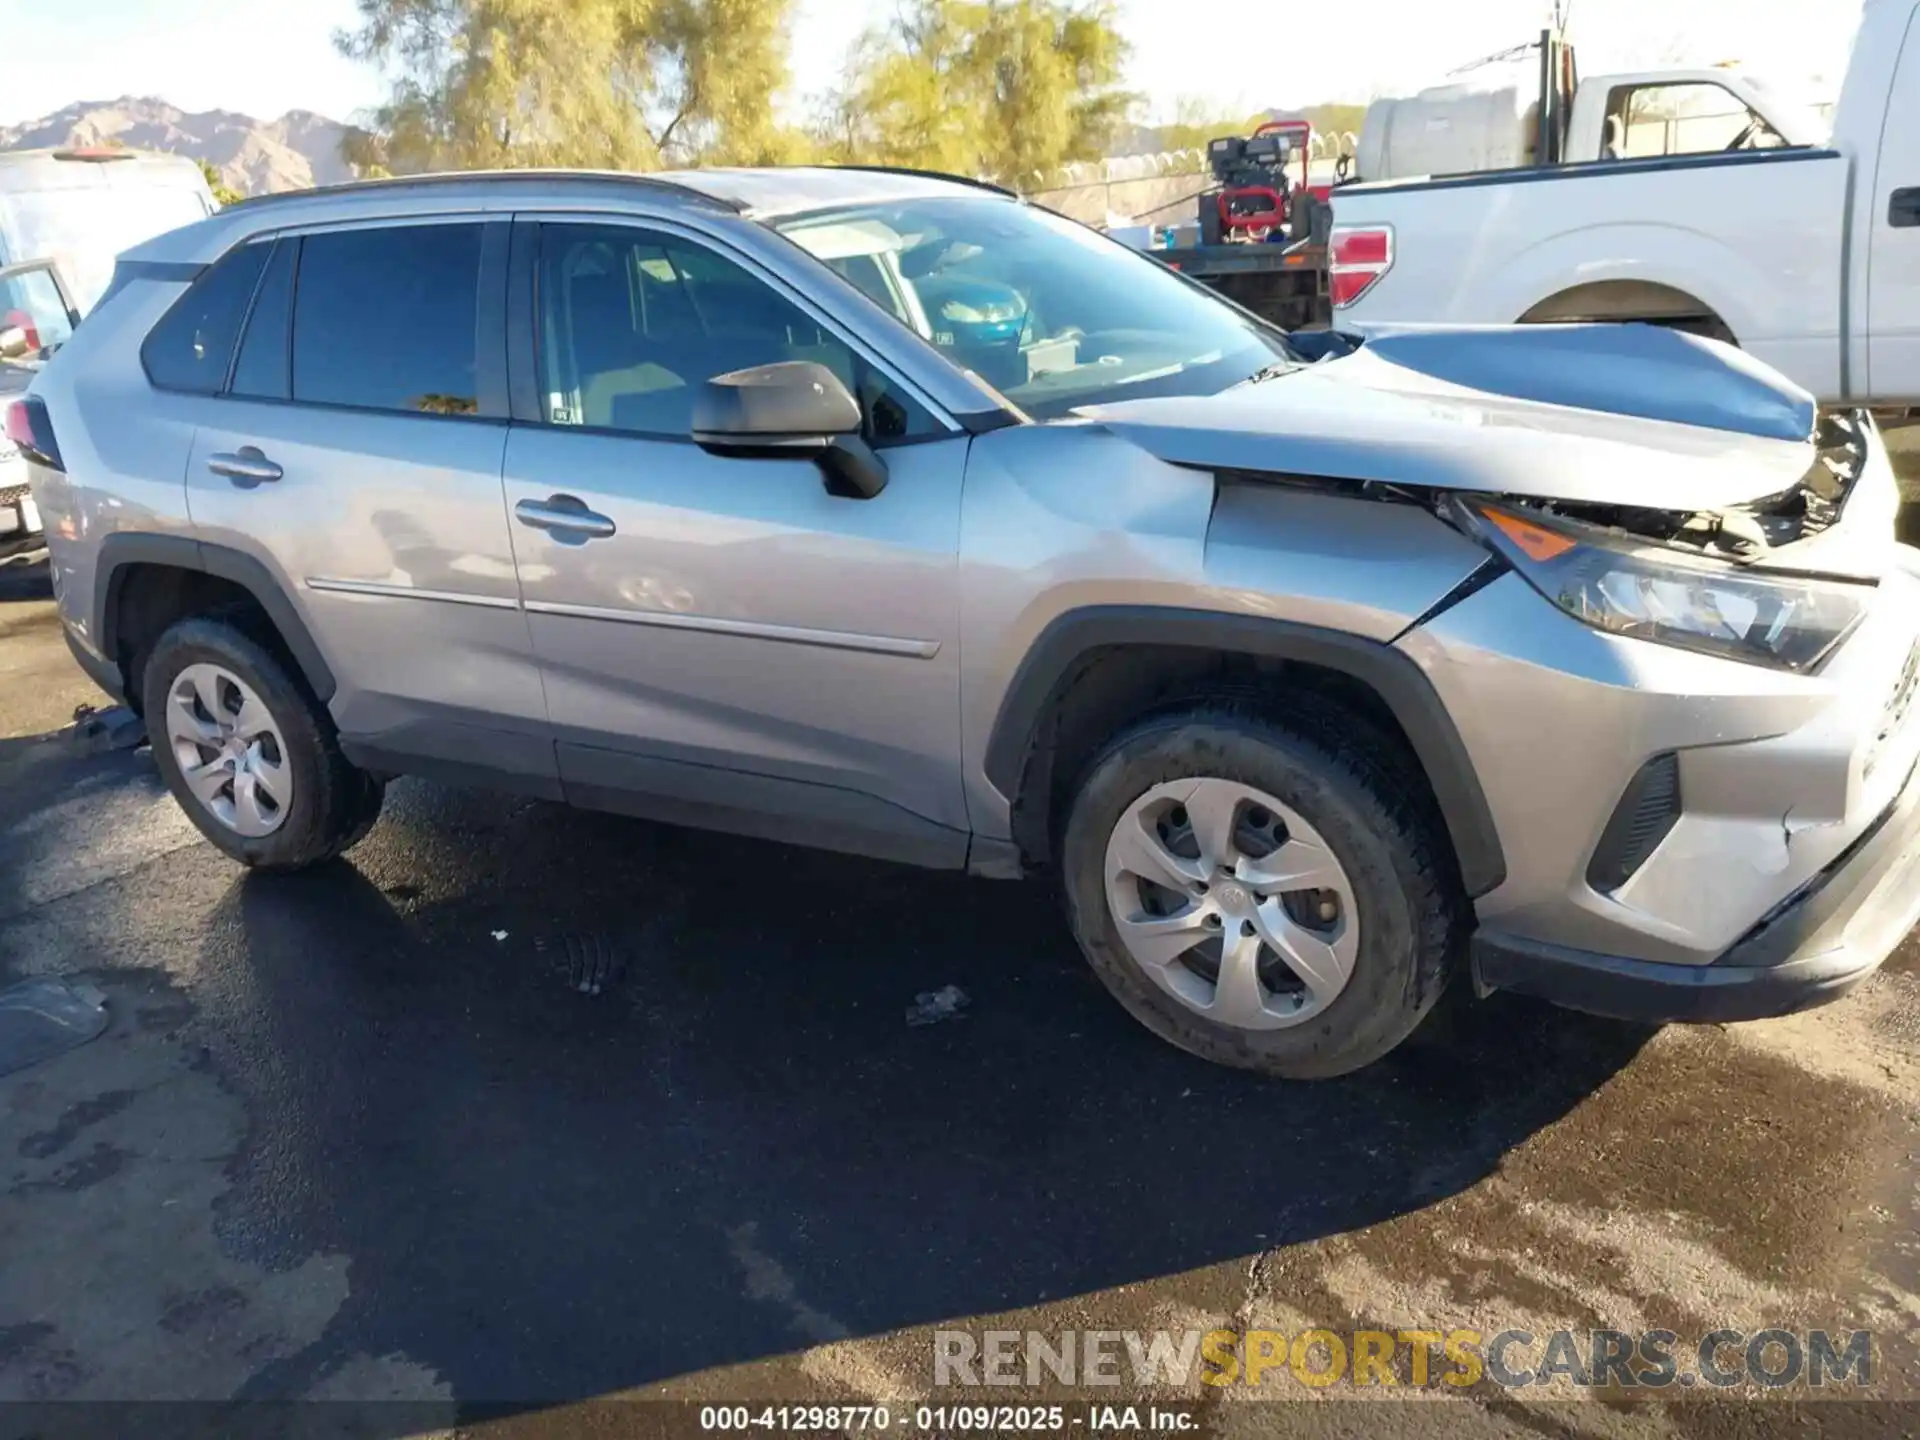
<box><xmin>1209</xmin><ymin>407</ymin><xmax>1890</xmax><ymax>674</ymax></box>
<box><xmin>1494</xmin><ymin>409</ymin><xmax>1877</xmax><ymax>566</ymax></box>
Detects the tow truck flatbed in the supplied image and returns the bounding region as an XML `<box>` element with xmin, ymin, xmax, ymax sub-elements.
<box><xmin>1154</xmin><ymin>239</ymin><xmax>1329</xmax><ymax>330</ymax></box>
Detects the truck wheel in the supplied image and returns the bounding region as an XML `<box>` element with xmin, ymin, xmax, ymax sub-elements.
<box><xmin>142</xmin><ymin>615</ymin><xmax>384</xmax><ymax>870</ymax></box>
<box><xmin>1060</xmin><ymin>708</ymin><xmax>1462</xmax><ymax>1079</ymax></box>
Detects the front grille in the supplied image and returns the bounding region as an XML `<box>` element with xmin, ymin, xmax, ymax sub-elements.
<box><xmin>1866</xmin><ymin>640</ymin><xmax>1920</xmax><ymax>781</ymax></box>
<box><xmin>1587</xmin><ymin>753</ymin><xmax>1683</xmax><ymax>894</ymax></box>
<box><xmin>0</xmin><ymin>483</ymin><xmax>28</xmax><ymax>507</ymax></box>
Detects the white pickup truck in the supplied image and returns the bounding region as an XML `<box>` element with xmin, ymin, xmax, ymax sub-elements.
<box><xmin>1356</xmin><ymin>56</ymin><xmax>1826</xmax><ymax>182</ymax></box>
<box><xmin>1330</xmin><ymin>0</ymin><xmax>1919</xmax><ymax>412</ymax></box>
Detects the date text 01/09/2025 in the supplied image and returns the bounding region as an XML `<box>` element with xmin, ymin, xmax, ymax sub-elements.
<box><xmin>698</xmin><ymin>1404</ymin><xmax>1200</xmax><ymax>1433</ymax></box>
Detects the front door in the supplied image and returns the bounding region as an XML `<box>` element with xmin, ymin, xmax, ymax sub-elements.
<box><xmin>1869</xmin><ymin>5</ymin><xmax>1920</xmax><ymax>403</ymax></box>
<box><xmin>501</xmin><ymin>218</ymin><xmax>970</xmax><ymax>863</ymax></box>
<box><xmin>179</xmin><ymin>220</ymin><xmax>554</xmax><ymax>789</ymax></box>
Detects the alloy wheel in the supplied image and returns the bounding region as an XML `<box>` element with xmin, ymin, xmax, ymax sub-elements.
<box><xmin>164</xmin><ymin>663</ymin><xmax>293</xmax><ymax>838</ymax></box>
<box><xmin>1102</xmin><ymin>777</ymin><xmax>1359</xmax><ymax>1031</ymax></box>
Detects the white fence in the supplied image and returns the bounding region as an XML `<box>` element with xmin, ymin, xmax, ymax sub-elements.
<box><xmin>1029</xmin><ymin>133</ymin><xmax>1358</xmax><ymax>191</ymax></box>
<box><xmin>1022</xmin><ymin>139</ymin><xmax>1356</xmax><ymax>227</ymax></box>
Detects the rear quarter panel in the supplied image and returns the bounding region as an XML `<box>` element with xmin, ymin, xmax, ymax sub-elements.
<box><xmin>29</xmin><ymin>278</ymin><xmax>201</xmax><ymax>658</ymax></box>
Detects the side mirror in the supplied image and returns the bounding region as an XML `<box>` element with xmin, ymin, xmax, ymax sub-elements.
<box><xmin>0</xmin><ymin>326</ymin><xmax>31</xmax><ymax>362</ymax></box>
<box><xmin>692</xmin><ymin>361</ymin><xmax>889</xmax><ymax>500</ymax></box>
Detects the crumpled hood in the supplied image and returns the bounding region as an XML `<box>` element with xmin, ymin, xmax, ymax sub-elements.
<box><xmin>1076</xmin><ymin>324</ymin><xmax>1820</xmax><ymax>512</ymax></box>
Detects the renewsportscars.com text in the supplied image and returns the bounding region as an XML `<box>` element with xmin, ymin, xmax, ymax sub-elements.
<box><xmin>933</xmin><ymin>1327</ymin><xmax>1874</xmax><ymax>1390</ymax></box>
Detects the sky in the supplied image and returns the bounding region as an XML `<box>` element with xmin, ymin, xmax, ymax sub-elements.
<box><xmin>0</xmin><ymin>0</ymin><xmax>1871</xmax><ymax>131</ymax></box>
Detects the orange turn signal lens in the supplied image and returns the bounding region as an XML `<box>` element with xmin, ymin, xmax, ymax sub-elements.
<box><xmin>1483</xmin><ymin>508</ymin><xmax>1578</xmax><ymax>563</ymax></box>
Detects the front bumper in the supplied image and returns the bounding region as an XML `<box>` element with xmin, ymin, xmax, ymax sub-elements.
<box><xmin>1473</xmin><ymin>757</ymin><xmax>1920</xmax><ymax>1023</ymax></box>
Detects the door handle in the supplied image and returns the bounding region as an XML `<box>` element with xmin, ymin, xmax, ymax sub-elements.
<box><xmin>207</xmin><ymin>446</ymin><xmax>283</xmax><ymax>486</ymax></box>
<box><xmin>1892</xmin><ymin>187</ymin><xmax>1920</xmax><ymax>229</ymax></box>
<box><xmin>514</xmin><ymin>494</ymin><xmax>616</xmax><ymax>541</ymax></box>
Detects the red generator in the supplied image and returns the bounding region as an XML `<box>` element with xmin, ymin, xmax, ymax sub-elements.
<box><xmin>1199</xmin><ymin>120</ymin><xmax>1324</xmax><ymax>246</ymax></box>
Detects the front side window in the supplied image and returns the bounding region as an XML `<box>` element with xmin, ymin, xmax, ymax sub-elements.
<box><xmin>774</xmin><ymin>197</ymin><xmax>1295</xmax><ymax>420</ymax></box>
<box><xmin>291</xmin><ymin>223</ymin><xmax>483</xmax><ymax>415</ymax></box>
<box><xmin>534</xmin><ymin>223</ymin><xmax>936</xmax><ymax>442</ymax></box>
<box><xmin>141</xmin><ymin>240</ymin><xmax>269</xmax><ymax>394</ymax></box>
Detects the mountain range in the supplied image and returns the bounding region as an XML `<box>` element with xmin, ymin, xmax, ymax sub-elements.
<box><xmin>0</xmin><ymin>97</ymin><xmax>356</xmax><ymax>196</ymax></box>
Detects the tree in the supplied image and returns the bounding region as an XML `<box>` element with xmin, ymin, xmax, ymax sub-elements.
<box><xmin>335</xmin><ymin>0</ymin><xmax>800</xmax><ymax>174</ymax></box>
<box><xmin>198</xmin><ymin>159</ymin><xmax>245</xmax><ymax>207</ymax></box>
<box><xmin>816</xmin><ymin>0</ymin><xmax>1134</xmax><ymax>188</ymax></box>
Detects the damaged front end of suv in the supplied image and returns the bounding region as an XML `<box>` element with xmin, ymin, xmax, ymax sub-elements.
<box><xmin>1077</xmin><ymin>322</ymin><xmax>1920</xmax><ymax>1024</ymax></box>
<box><xmin>1452</xmin><ymin>409</ymin><xmax>1891</xmax><ymax>679</ymax></box>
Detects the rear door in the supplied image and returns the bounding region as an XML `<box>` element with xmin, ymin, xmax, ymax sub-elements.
<box><xmin>1869</xmin><ymin>3</ymin><xmax>1920</xmax><ymax>402</ymax></box>
<box><xmin>500</xmin><ymin>215</ymin><xmax>971</xmax><ymax>862</ymax></box>
<box><xmin>179</xmin><ymin>219</ymin><xmax>554</xmax><ymax>789</ymax></box>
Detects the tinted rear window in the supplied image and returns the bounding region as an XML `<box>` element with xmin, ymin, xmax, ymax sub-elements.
<box><xmin>291</xmin><ymin>224</ymin><xmax>483</xmax><ymax>415</ymax></box>
<box><xmin>140</xmin><ymin>241</ymin><xmax>269</xmax><ymax>394</ymax></box>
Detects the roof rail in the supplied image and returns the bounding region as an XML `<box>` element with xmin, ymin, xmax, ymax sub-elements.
<box><xmin>221</xmin><ymin>168</ymin><xmax>742</xmax><ymax>213</ymax></box>
<box><xmin>825</xmin><ymin>165</ymin><xmax>1018</xmax><ymax>199</ymax></box>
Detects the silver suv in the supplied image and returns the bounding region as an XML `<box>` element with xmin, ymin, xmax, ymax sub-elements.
<box><xmin>16</xmin><ymin>168</ymin><xmax>1920</xmax><ymax>1077</ymax></box>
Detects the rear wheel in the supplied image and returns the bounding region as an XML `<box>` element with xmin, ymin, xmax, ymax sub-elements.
<box><xmin>143</xmin><ymin>616</ymin><xmax>383</xmax><ymax>869</ymax></box>
<box><xmin>1061</xmin><ymin>708</ymin><xmax>1461</xmax><ymax>1078</ymax></box>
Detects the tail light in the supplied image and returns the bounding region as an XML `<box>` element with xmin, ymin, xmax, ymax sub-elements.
<box><xmin>1329</xmin><ymin>225</ymin><xmax>1394</xmax><ymax>309</ymax></box>
<box><xmin>5</xmin><ymin>397</ymin><xmax>63</xmax><ymax>472</ymax></box>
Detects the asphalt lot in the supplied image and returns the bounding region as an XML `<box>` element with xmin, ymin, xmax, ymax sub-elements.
<box><xmin>4</xmin><ymin>530</ymin><xmax>1920</xmax><ymax>1437</ymax></box>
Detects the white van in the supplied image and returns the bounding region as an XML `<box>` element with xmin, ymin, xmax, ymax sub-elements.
<box><xmin>0</xmin><ymin>148</ymin><xmax>216</xmax><ymax>315</ymax></box>
<box><xmin>0</xmin><ymin>149</ymin><xmax>215</xmax><ymax>547</ymax></box>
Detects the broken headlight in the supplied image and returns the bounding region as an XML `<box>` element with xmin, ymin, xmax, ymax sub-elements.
<box><xmin>1462</xmin><ymin>501</ymin><xmax>1866</xmax><ymax>673</ymax></box>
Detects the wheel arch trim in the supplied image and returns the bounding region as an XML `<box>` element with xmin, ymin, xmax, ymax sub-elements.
<box><xmin>981</xmin><ymin>605</ymin><xmax>1506</xmax><ymax>897</ymax></box>
<box><xmin>94</xmin><ymin>533</ymin><xmax>338</xmax><ymax>703</ymax></box>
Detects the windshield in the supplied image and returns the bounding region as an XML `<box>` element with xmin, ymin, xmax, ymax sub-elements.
<box><xmin>0</xmin><ymin>181</ymin><xmax>213</xmax><ymax>313</ymax></box>
<box><xmin>774</xmin><ymin>197</ymin><xmax>1293</xmax><ymax>419</ymax></box>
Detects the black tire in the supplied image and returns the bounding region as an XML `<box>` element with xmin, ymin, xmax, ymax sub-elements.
<box><xmin>1060</xmin><ymin>706</ymin><xmax>1464</xmax><ymax>1079</ymax></box>
<box><xmin>141</xmin><ymin>614</ymin><xmax>384</xmax><ymax>870</ymax></box>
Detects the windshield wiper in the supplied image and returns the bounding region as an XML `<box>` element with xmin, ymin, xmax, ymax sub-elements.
<box><xmin>1235</xmin><ymin>360</ymin><xmax>1302</xmax><ymax>387</ymax></box>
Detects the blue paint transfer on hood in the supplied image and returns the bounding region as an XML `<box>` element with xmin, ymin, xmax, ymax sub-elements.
<box><xmin>1354</xmin><ymin>323</ymin><xmax>1817</xmax><ymax>444</ymax></box>
<box><xmin>1078</xmin><ymin>323</ymin><xmax>1820</xmax><ymax>511</ymax></box>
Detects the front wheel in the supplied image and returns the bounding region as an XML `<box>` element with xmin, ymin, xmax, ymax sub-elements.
<box><xmin>1060</xmin><ymin>709</ymin><xmax>1462</xmax><ymax>1078</ymax></box>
